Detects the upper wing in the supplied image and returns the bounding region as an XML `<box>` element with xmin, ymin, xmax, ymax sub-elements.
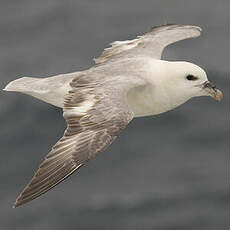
<box><xmin>94</xmin><ymin>24</ymin><xmax>202</xmax><ymax>64</ymax></box>
<box><xmin>14</xmin><ymin>73</ymin><xmax>145</xmax><ymax>207</ymax></box>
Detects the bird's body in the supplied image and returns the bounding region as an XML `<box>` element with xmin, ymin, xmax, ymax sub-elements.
<box><xmin>3</xmin><ymin>24</ymin><xmax>223</xmax><ymax>207</ymax></box>
<box><xmin>6</xmin><ymin>58</ymin><xmax>211</xmax><ymax>117</ymax></box>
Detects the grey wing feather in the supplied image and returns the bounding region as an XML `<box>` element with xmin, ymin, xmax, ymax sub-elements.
<box><xmin>14</xmin><ymin>73</ymin><xmax>144</xmax><ymax>207</ymax></box>
<box><xmin>94</xmin><ymin>24</ymin><xmax>202</xmax><ymax>64</ymax></box>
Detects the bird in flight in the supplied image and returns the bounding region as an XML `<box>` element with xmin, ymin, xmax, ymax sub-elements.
<box><xmin>4</xmin><ymin>24</ymin><xmax>223</xmax><ymax>207</ymax></box>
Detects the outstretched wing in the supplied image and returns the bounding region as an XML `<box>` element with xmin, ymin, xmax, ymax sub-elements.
<box><xmin>14</xmin><ymin>74</ymin><xmax>145</xmax><ymax>207</ymax></box>
<box><xmin>94</xmin><ymin>24</ymin><xmax>202</xmax><ymax>64</ymax></box>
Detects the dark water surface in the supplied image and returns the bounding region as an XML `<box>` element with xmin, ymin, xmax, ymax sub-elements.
<box><xmin>1</xmin><ymin>1</ymin><xmax>230</xmax><ymax>229</ymax></box>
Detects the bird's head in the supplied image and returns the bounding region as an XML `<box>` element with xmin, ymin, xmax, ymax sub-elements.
<box><xmin>157</xmin><ymin>61</ymin><xmax>223</xmax><ymax>103</ymax></box>
<box><xmin>146</xmin><ymin>60</ymin><xmax>223</xmax><ymax>115</ymax></box>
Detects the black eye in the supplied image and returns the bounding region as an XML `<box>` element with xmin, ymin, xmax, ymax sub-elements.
<box><xmin>186</xmin><ymin>75</ymin><xmax>198</xmax><ymax>81</ymax></box>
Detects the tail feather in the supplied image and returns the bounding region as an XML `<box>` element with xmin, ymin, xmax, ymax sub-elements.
<box><xmin>3</xmin><ymin>72</ymin><xmax>79</xmax><ymax>108</ymax></box>
<box><xmin>3</xmin><ymin>77</ymin><xmax>41</xmax><ymax>93</ymax></box>
<box><xmin>3</xmin><ymin>76</ymin><xmax>70</xmax><ymax>108</ymax></box>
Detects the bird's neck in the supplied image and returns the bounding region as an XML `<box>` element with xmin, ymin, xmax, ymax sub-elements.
<box><xmin>127</xmin><ymin>83</ymin><xmax>190</xmax><ymax>117</ymax></box>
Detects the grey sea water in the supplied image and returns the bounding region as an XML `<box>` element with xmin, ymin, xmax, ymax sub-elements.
<box><xmin>0</xmin><ymin>0</ymin><xmax>230</xmax><ymax>229</ymax></box>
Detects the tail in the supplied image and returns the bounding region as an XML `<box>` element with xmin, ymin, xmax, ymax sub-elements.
<box><xmin>3</xmin><ymin>77</ymin><xmax>41</xmax><ymax>93</ymax></box>
<box><xmin>3</xmin><ymin>76</ymin><xmax>69</xmax><ymax>108</ymax></box>
<box><xmin>3</xmin><ymin>73</ymin><xmax>78</xmax><ymax>108</ymax></box>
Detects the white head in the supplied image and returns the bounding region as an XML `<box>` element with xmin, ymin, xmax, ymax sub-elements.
<box><xmin>149</xmin><ymin>60</ymin><xmax>223</xmax><ymax>115</ymax></box>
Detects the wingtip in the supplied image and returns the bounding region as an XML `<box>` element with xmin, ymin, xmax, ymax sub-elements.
<box><xmin>193</xmin><ymin>26</ymin><xmax>202</xmax><ymax>37</ymax></box>
<box><xmin>13</xmin><ymin>192</ymin><xmax>26</xmax><ymax>208</ymax></box>
<box><xmin>196</xmin><ymin>26</ymin><xmax>202</xmax><ymax>32</ymax></box>
<box><xmin>13</xmin><ymin>198</ymin><xmax>21</xmax><ymax>208</ymax></box>
<box><xmin>12</xmin><ymin>200</ymin><xmax>18</xmax><ymax>208</ymax></box>
<box><xmin>189</xmin><ymin>25</ymin><xmax>202</xmax><ymax>33</ymax></box>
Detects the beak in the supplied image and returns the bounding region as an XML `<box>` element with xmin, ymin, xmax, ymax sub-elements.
<box><xmin>202</xmin><ymin>81</ymin><xmax>223</xmax><ymax>101</ymax></box>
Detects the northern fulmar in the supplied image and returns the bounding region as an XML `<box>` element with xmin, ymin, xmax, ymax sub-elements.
<box><xmin>3</xmin><ymin>24</ymin><xmax>223</xmax><ymax>207</ymax></box>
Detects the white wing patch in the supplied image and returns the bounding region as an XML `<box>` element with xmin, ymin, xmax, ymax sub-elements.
<box><xmin>75</xmin><ymin>99</ymin><xmax>94</xmax><ymax>114</ymax></box>
<box><xmin>94</xmin><ymin>38</ymin><xmax>141</xmax><ymax>64</ymax></box>
<box><xmin>64</xmin><ymin>97</ymin><xmax>95</xmax><ymax>118</ymax></box>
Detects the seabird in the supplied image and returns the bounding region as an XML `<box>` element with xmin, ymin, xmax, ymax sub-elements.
<box><xmin>3</xmin><ymin>24</ymin><xmax>223</xmax><ymax>207</ymax></box>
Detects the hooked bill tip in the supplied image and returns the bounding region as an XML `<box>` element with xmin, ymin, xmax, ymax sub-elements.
<box><xmin>215</xmin><ymin>89</ymin><xmax>223</xmax><ymax>101</ymax></box>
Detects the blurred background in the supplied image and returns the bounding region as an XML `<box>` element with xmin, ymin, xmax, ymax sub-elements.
<box><xmin>0</xmin><ymin>0</ymin><xmax>230</xmax><ymax>229</ymax></box>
